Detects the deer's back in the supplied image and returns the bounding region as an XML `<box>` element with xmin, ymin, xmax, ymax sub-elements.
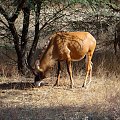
<box><xmin>50</xmin><ymin>32</ymin><xmax>96</xmax><ymax>61</ymax></box>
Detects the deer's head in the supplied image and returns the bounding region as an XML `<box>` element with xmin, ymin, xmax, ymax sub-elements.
<box><xmin>34</xmin><ymin>59</ymin><xmax>46</xmax><ymax>82</ymax></box>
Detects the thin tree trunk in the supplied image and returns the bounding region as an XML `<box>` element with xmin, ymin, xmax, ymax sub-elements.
<box><xmin>8</xmin><ymin>22</ymin><xmax>23</xmax><ymax>74</ymax></box>
<box><xmin>28</xmin><ymin>2</ymin><xmax>42</xmax><ymax>65</ymax></box>
<box><xmin>19</xmin><ymin>4</ymin><xmax>30</xmax><ymax>75</ymax></box>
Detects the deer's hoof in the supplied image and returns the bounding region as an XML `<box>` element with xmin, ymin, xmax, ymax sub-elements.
<box><xmin>82</xmin><ymin>83</ymin><xmax>86</xmax><ymax>88</ymax></box>
<box><xmin>70</xmin><ymin>85</ymin><xmax>73</xmax><ymax>89</ymax></box>
<box><xmin>53</xmin><ymin>83</ymin><xmax>59</xmax><ymax>87</ymax></box>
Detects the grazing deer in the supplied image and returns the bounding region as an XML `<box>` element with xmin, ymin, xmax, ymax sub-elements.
<box><xmin>29</xmin><ymin>31</ymin><xmax>96</xmax><ymax>88</ymax></box>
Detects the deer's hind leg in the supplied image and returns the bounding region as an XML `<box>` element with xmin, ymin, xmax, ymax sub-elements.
<box><xmin>82</xmin><ymin>52</ymin><xmax>93</xmax><ymax>87</ymax></box>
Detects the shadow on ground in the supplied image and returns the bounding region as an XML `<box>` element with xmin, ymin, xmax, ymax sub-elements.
<box><xmin>0</xmin><ymin>105</ymin><xmax>119</xmax><ymax>120</ymax></box>
<box><xmin>0</xmin><ymin>82</ymin><xmax>35</xmax><ymax>90</ymax></box>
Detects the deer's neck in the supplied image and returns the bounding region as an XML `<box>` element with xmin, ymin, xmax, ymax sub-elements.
<box><xmin>39</xmin><ymin>43</ymin><xmax>55</xmax><ymax>73</ymax></box>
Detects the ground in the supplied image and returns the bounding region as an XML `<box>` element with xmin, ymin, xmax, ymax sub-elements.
<box><xmin>0</xmin><ymin>73</ymin><xmax>120</xmax><ymax>120</ymax></box>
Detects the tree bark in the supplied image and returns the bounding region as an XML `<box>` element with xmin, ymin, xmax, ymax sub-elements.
<box><xmin>19</xmin><ymin>4</ymin><xmax>30</xmax><ymax>75</ymax></box>
<box><xmin>27</xmin><ymin>2</ymin><xmax>42</xmax><ymax>65</ymax></box>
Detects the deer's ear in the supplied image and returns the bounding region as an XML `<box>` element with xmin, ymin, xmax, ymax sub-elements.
<box><xmin>35</xmin><ymin>60</ymin><xmax>42</xmax><ymax>72</ymax></box>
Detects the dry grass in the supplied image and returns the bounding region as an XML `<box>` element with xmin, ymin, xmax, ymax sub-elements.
<box><xmin>0</xmin><ymin>76</ymin><xmax>120</xmax><ymax>120</ymax></box>
<box><xmin>0</xmin><ymin>50</ymin><xmax>120</xmax><ymax>120</ymax></box>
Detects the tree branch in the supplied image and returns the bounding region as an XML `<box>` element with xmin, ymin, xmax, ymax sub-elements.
<box><xmin>9</xmin><ymin>0</ymin><xmax>27</xmax><ymax>22</ymax></box>
<box><xmin>0</xmin><ymin>19</ymin><xmax>9</xmax><ymax>28</ymax></box>
<box><xmin>0</xmin><ymin>5</ymin><xmax>9</xmax><ymax>20</ymax></box>
<box><xmin>0</xmin><ymin>0</ymin><xmax>26</xmax><ymax>22</ymax></box>
<box><xmin>39</xmin><ymin>2</ymin><xmax>72</xmax><ymax>32</ymax></box>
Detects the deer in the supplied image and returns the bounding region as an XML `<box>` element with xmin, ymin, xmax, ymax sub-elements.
<box><xmin>29</xmin><ymin>31</ymin><xmax>96</xmax><ymax>88</ymax></box>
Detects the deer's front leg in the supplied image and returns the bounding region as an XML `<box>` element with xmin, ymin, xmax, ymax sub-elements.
<box><xmin>66</xmin><ymin>60</ymin><xmax>73</xmax><ymax>88</ymax></box>
<box><xmin>54</xmin><ymin>61</ymin><xmax>61</xmax><ymax>87</ymax></box>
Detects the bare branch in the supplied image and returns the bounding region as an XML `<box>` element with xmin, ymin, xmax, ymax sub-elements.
<box><xmin>0</xmin><ymin>19</ymin><xmax>9</xmax><ymax>28</ymax></box>
<box><xmin>9</xmin><ymin>0</ymin><xmax>27</xmax><ymax>22</ymax></box>
<box><xmin>0</xmin><ymin>0</ymin><xmax>27</xmax><ymax>22</ymax></box>
<box><xmin>39</xmin><ymin>2</ymin><xmax>72</xmax><ymax>32</ymax></box>
<box><xmin>0</xmin><ymin>5</ymin><xmax>9</xmax><ymax>20</ymax></box>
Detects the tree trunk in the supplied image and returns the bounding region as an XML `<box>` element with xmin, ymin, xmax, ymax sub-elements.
<box><xmin>8</xmin><ymin>22</ymin><xmax>27</xmax><ymax>75</ymax></box>
<box><xmin>27</xmin><ymin>2</ymin><xmax>42</xmax><ymax>65</ymax></box>
<box><xmin>7</xmin><ymin>4</ymin><xmax>30</xmax><ymax>75</ymax></box>
<box><xmin>18</xmin><ymin>4</ymin><xmax>30</xmax><ymax>75</ymax></box>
